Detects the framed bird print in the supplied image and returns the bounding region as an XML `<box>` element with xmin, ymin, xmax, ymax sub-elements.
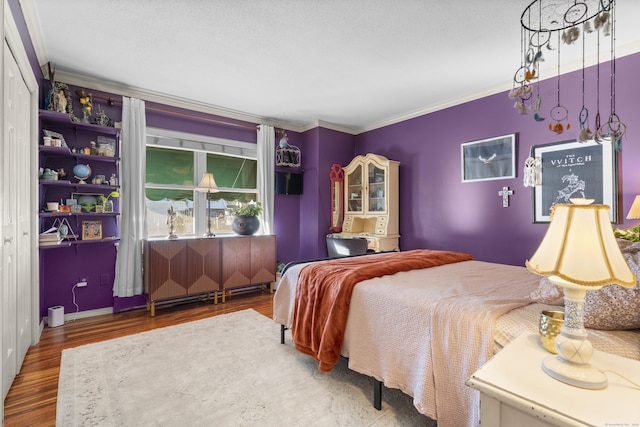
<box><xmin>461</xmin><ymin>134</ymin><xmax>517</xmax><ymax>182</ymax></box>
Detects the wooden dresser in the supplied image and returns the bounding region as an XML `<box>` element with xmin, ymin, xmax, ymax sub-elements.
<box><xmin>144</xmin><ymin>235</ymin><xmax>276</xmax><ymax>316</ymax></box>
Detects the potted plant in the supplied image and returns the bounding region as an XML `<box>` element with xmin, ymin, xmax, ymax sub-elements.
<box><xmin>97</xmin><ymin>191</ymin><xmax>120</xmax><ymax>213</ymax></box>
<box><xmin>230</xmin><ymin>201</ymin><xmax>262</xmax><ymax>235</ymax></box>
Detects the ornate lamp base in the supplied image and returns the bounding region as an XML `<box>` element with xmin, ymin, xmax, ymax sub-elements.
<box><xmin>542</xmin><ymin>353</ymin><xmax>607</xmax><ymax>389</ymax></box>
<box><xmin>542</xmin><ymin>280</ymin><xmax>607</xmax><ymax>389</ymax></box>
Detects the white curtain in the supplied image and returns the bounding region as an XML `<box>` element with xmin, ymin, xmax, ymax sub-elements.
<box><xmin>113</xmin><ymin>97</ymin><xmax>147</xmax><ymax>297</ymax></box>
<box><xmin>257</xmin><ymin>125</ymin><xmax>275</xmax><ymax>234</ymax></box>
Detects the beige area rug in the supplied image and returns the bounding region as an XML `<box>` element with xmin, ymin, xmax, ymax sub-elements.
<box><xmin>57</xmin><ymin>309</ymin><xmax>434</xmax><ymax>426</ymax></box>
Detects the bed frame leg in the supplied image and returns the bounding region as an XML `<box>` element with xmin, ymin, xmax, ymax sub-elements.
<box><xmin>281</xmin><ymin>325</ymin><xmax>286</xmax><ymax>344</ymax></box>
<box><xmin>373</xmin><ymin>379</ymin><xmax>382</xmax><ymax>410</ymax></box>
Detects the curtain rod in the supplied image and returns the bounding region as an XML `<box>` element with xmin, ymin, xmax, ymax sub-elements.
<box><xmin>91</xmin><ymin>93</ymin><xmax>260</xmax><ymax>131</ymax></box>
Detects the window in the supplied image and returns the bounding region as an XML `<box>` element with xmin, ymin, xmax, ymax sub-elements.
<box><xmin>145</xmin><ymin>128</ymin><xmax>257</xmax><ymax>237</ymax></box>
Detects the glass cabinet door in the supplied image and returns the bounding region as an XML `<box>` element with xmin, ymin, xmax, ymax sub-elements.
<box><xmin>346</xmin><ymin>164</ymin><xmax>363</xmax><ymax>212</ymax></box>
<box><xmin>368</xmin><ymin>163</ymin><xmax>386</xmax><ymax>212</ymax></box>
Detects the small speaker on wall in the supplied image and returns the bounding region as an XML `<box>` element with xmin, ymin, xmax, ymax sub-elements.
<box><xmin>275</xmin><ymin>171</ymin><xmax>303</xmax><ymax>195</ymax></box>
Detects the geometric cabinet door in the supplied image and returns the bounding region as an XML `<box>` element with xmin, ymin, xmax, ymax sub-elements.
<box><xmin>144</xmin><ymin>240</ymin><xmax>188</xmax><ymax>301</ymax></box>
<box><xmin>186</xmin><ymin>239</ymin><xmax>221</xmax><ymax>294</ymax></box>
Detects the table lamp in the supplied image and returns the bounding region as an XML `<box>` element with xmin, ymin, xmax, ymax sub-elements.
<box><xmin>526</xmin><ymin>199</ymin><xmax>636</xmax><ymax>389</ymax></box>
<box><xmin>195</xmin><ymin>172</ymin><xmax>219</xmax><ymax>237</ymax></box>
<box><xmin>626</xmin><ymin>195</ymin><xmax>640</xmax><ymax>220</ymax></box>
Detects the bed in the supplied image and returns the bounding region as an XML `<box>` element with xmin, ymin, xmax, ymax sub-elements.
<box><xmin>273</xmin><ymin>249</ymin><xmax>640</xmax><ymax>427</ymax></box>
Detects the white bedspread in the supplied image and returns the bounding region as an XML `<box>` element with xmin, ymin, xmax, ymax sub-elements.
<box><xmin>274</xmin><ymin>260</ymin><xmax>541</xmax><ymax>427</ymax></box>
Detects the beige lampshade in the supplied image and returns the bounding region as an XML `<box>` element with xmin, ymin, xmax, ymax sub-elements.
<box><xmin>526</xmin><ymin>201</ymin><xmax>636</xmax><ymax>288</ymax></box>
<box><xmin>195</xmin><ymin>173</ymin><xmax>220</xmax><ymax>192</ymax></box>
<box><xmin>627</xmin><ymin>195</ymin><xmax>640</xmax><ymax>219</ymax></box>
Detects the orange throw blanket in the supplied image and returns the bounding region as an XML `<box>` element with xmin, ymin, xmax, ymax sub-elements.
<box><xmin>292</xmin><ymin>249</ymin><xmax>474</xmax><ymax>372</ymax></box>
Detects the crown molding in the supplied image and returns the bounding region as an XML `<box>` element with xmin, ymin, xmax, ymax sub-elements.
<box><xmin>357</xmin><ymin>42</ymin><xmax>640</xmax><ymax>135</ymax></box>
<box><xmin>298</xmin><ymin>120</ymin><xmax>358</xmax><ymax>135</ymax></box>
<box><xmin>355</xmin><ymin>82</ymin><xmax>512</xmax><ymax>134</ymax></box>
<box><xmin>54</xmin><ymin>69</ymin><xmax>312</xmax><ymax>131</ymax></box>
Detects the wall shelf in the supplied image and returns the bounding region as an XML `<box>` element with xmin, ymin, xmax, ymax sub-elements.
<box><xmin>39</xmin><ymin>145</ymin><xmax>119</xmax><ymax>163</ymax></box>
<box><xmin>39</xmin><ymin>180</ymin><xmax>119</xmax><ymax>192</ymax></box>
<box><xmin>38</xmin><ymin>104</ymin><xmax>122</xmax><ymax>316</ymax></box>
<box><xmin>39</xmin><ymin>109</ymin><xmax>119</xmax><ymax>136</ymax></box>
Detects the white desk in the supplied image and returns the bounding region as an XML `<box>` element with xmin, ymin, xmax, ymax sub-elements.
<box><xmin>467</xmin><ymin>333</ymin><xmax>640</xmax><ymax>427</ymax></box>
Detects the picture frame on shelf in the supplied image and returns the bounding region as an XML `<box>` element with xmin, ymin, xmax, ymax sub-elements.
<box><xmin>461</xmin><ymin>133</ymin><xmax>517</xmax><ymax>182</ymax></box>
<box><xmin>71</xmin><ymin>193</ymin><xmax>102</xmax><ymax>213</ymax></box>
<box><xmin>82</xmin><ymin>220</ymin><xmax>102</xmax><ymax>240</ymax></box>
<box><xmin>531</xmin><ymin>139</ymin><xmax>619</xmax><ymax>223</ymax></box>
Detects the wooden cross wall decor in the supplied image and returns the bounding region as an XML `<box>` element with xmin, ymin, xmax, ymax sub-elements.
<box><xmin>498</xmin><ymin>186</ymin><xmax>514</xmax><ymax>207</ymax></box>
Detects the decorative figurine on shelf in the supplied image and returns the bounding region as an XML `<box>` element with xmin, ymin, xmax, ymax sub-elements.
<box><xmin>76</xmin><ymin>89</ymin><xmax>93</xmax><ymax>123</ymax></box>
<box><xmin>167</xmin><ymin>205</ymin><xmax>178</xmax><ymax>239</ymax></box>
<box><xmin>48</xmin><ymin>82</ymin><xmax>73</xmax><ymax>115</ymax></box>
<box><xmin>94</xmin><ymin>106</ymin><xmax>113</xmax><ymax>127</ymax></box>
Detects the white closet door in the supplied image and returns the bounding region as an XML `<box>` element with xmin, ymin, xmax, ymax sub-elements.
<box><xmin>2</xmin><ymin>39</ymin><xmax>19</xmax><ymax>400</ymax></box>
<box><xmin>14</xmin><ymin>42</ymin><xmax>32</xmax><ymax>368</ymax></box>
<box><xmin>2</xmin><ymin>37</ymin><xmax>32</xmax><ymax>404</ymax></box>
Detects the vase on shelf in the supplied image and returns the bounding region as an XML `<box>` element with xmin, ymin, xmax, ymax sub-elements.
<box><xmin>103</xmin><ymin>200</ymin><xmax>113</xmax><ymax>213</ymax></box>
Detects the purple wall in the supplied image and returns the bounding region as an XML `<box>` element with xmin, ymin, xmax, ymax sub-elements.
<box><xmin>355</xmin><ymin>52</ymin><xmax>640</xmax><ymax>266</ymax></box>
<box><xmin>294</xmin><ymin>128</ymin><xmax>356</xmax><ymax>261</ymax></box>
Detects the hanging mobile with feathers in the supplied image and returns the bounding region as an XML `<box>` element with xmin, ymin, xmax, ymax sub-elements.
<box><xmin>548</xmin><ymin>32</ymin><xmax>570</xmax><ymax>134</ymax></box>
<box><xmin>595</xmin><ymin>4</ymin><xmax>625</xmax><ymax>149</ymax></box>
<box><xmin>577</xmin><ymin>19</ymin><xmax>593</xmax><ymax>142</ymax></box>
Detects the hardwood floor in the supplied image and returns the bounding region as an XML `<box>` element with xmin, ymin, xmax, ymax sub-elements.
<box><xmin>3</xmin><ymin>289</ymin><xmax>274</xmax><ymax>426</ymax></box>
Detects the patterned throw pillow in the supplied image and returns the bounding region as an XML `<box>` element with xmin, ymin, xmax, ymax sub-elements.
<box><xmin>583</xmin><ymin>284</ymin><xmax>640</xmax><ymax>330</ymax></box>
<box><xmin>529</xmin><ymin>239</ymin><xmax>640</xmax><ymax>330</ymax></box>
<box><xmin>583</xmin><ymin>239</ymin><xmax>640</xmax><ymax>330</ymax></box>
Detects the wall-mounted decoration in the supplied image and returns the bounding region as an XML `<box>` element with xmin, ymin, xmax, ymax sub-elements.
<box><xmin>82</xmin><ymin>220</ymin><xmax>102</xmax><ymax>240</ymax></box>
<box><xmin>498</xmin><ymin>186</ymin><xmax>514</xmax><ymax>208</ymax></box>
<box><xmin>461</xmin><ymin>134</ymin><xmax>516</xmax><ymax>182</ymax></box>
<box><xmin>531</xmin><ymin>139</ymin><xmax>619</xmax><ymax>223</ymax></box>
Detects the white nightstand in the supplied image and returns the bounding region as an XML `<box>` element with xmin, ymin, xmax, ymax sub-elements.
<box><xmin>467</xmin><ymin>333</ymin><xmax>640</xmax><ymax>427</ymax></box>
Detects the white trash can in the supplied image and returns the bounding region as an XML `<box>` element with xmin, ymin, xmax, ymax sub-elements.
<box><xmin>48</xmin><ymin>305</ymin><xmax>64</xmax><ymax>327</ymax></box>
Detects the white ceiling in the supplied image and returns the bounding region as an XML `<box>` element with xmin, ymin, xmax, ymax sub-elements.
<box><xmin>22</xmin><ymin>0</ymin><xmax>640</xmax><ymax>134</ymax></box>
